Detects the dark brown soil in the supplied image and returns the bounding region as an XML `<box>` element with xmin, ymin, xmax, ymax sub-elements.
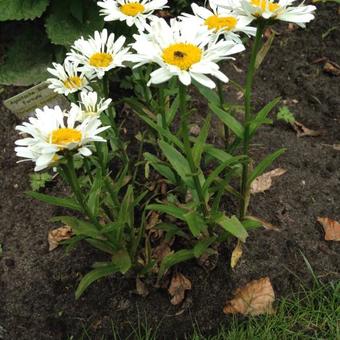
<box><xmin>0</xmin><ymin>4</ymin><xmax>339</xmax><ymax>340</ymax></box>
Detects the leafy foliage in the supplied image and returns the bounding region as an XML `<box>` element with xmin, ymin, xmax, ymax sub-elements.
<box><xmin>277</xmin><ymin>106</ymin><xmax>296</xmax><ymax>123</ymax></box>
<box><xmin>30</xmin><ymin>172</ymin><xmax>53</xmax><ymax>192</ymax></box>
<box><xmin>0</xmin><ymin>0</ymin><xmax>49</xmax><ymax>21</ymax></box>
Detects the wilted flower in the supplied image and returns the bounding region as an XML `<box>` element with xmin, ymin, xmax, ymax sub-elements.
<box><xmin>67</xmin><ymin>29</ymin><xmax>130</xmax><ymax>79</ymax></box>
<box><xmin>47</xmin><ymin>60</ymin><xmax>95</xmax><ymax>96</ymax></box>
<box><xmin>70</xmin><ymin>90</ymin><xmax>112</xmax><ymax>122</ymax></box>
<box><xmin>15</xmin><ymin>106</ymin><xmax>109</xmax><ymax>171</ymax></box>
<box><xmin>97</xmin><ymin>0</ymin><xmax>168</xmax><ymax>31</ymax></box>
<box><xmin>181</xmin><ymin>1</ymin><xmax>256</xmax><ymax>43</ymax></box>
<box><xmin>129</xmin><ymin>18</ymin><xmax>245</xmax><ymax>88</ymax></box>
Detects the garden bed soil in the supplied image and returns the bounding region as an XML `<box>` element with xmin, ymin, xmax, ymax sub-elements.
<box><xmin>0</xmin><ymin>4</ymin><xmax>339</xmax><ymax>339</ymax></box>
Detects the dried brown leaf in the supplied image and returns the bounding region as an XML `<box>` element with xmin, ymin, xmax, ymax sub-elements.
<box><xmin>136</xmin><ymin>277</ymin><xmax>149</xmax><ymax>297</ymax></box>
<box><xmin>223</xmin><ymin>277</ymin><xmax>275</xmax><ymax>315</ymax></box>
<box><xmin>168</xmin><ymin>273</ymin><xmax>192</xmax><ymax>305</ymax></box>
<box><xmin>152</xmin><ymin>241</ymin><xmax>172</xmax><ymax>264</ymax></box>
<box><xmin>48</xmin><ymin>225</ymin><xmax>72</xmax><ymax>251</ymax></box>
<box><xmin>317</xmin><ymin>217</ymin><xmax>340</xmax><ymax>241</ymax></box>
<box><xmin>250</xmin><ymin>168</ymin><xmax>287</xmax><ymax>194</ymax></box>
<box><xmin>231</xmin><ymin>240</ymin><xmax>243</xmax><ymax>269</ymax></box>
<box><xmin>291</xmin><ymin>120</ymin><xmax>321</xmax><ymax>137</ymax></box>
<box><xmin>323</xmin><ymin>62</ymin><xmax>340</xmax><ymax>76</ymax></box>
<box><xmin>146</xmin><ymin>211</ymin><xmax>160</xmax><ymax>230</ymax></box>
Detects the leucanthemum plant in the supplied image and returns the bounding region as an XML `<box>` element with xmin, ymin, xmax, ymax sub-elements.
<box><xmin>67</xmin><ymin>29</ymin><xmax>130</xmax><ymax>79</ymax></box>
<box><xmin>97</xmin><ymin>0</ymin><xmax>168</xmax><ymax>31</ymax></box>
<box><xmin>181</xmin><ymin>1</ymin><xmax>256</xmax><ymax>43</ymax></box>
<box><xmin>13</xmin><ymin>0</ymin><xmax>317</xmax><ymax>299</ymax></box>
<box><xmin>47</xmin><ymin>60</ymin><xmax>95</xmax><ymax>96</ymax></box>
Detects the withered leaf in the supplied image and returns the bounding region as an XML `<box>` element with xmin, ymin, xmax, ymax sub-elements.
<box><xmin>317</xmin><ymin>217</ymin><xmax>340</xmax><ymax>241</ymax></box>
<box><xmin>224</xmin><ymin>277</ymin><xmax>275</xmax><ymax>315</ymax></box>
<box><xmin>323</xmin><ymin>62</ymin><xmax>340</xmax><ymax>76</ymax></box>
<box><xmin>146</xmin><ymin>211</ymin><xmax>160</xmax><ymax>230</ymax></box>
<box><xmin>152</xmin><ymin>241</ymin><xmax>172</xmax><ymax>264</ymax></box>
<box><xmin>230</xmin><ymin>240</ymin><xmax>243</xmax><ymax>269</ymax></box>
<box><xmin>48</xmin><ymin>226</ymin><xmax>72</xmax><ymax>251</ymax></box>
<box><xmin>291</xmin><ymin>120</ymin><xmax>321</xmax><ymax>137</ymax></box>
<box><xmin>250</xmin><ymin>168</ymin><xmax>287</xmax><ymax>194</ymax></box>
<box><xmin>168</xmin><ymin>273</ymin><xmax>192</xmax><ymax>305</ymax></box>
<box><xmin>136</xmin><ymin>277</ymin><xmax>149</xmax><ymax>297</ymax></box>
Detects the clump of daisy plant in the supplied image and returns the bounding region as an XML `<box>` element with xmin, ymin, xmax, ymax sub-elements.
<box><xmin>12</xmin><ymin>0</ymin><xmax>317</xmax><ymax>299</ymax></box>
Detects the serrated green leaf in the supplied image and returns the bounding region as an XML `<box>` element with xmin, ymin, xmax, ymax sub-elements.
<box><xmin>0</xmin><ymin>0</ymin><xmax>49</xmax><ymax>21</ymax></box>
<box><xmin>45</xmin><ymin>1</ymin><xmax>104</xmax><ymax>46</ymax></box>
<box><xmin>0</xmin><ymin>25</ymin><xmax>52</xmax><ymax>86</ymax></box>
<box><xmin>30</xmin><ymin>172</ymin><xmax>53</xmax><ymax>192</ymax></box>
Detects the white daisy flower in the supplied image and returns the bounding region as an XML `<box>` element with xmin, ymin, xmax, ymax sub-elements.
<box><xmin>220</xmin><ymin>0</ymin><xmax>316</xmax><ymax>27</ymax></box>
<box><xmin>97</xmin><ymin>0</ymin><xmax>168</xmax><ymax>31</ymax></box>
<box><xmin>70</xmin><ymin>90</ymin><xmax>112</xmax><ymax>122</ymax></box>
<box><xmin>46</xmin><ymin>60</ymin><xmax>95</xmax><ymax>96</ymax></box>
<box><xmin>15</xmin><ymin>106</ymin><xmax>109</xmax><ymax>171</ymax></box>
<box><xmin>129</xmin><ymin>18</ymin><xmax>245</xmax><ymax>89</ymax></box>
<box><xmin>181</xmin><ymin>2</ymin><xmax>256</xmax><ymax>43</ymax></box>
<box><xmin>67</xmin><ymin>29</ymin><xmax>130</xmax><ymax>79</ymax></box>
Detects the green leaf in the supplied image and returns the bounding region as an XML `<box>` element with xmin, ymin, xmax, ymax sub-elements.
<box><xmin>0</xmin><ymin>0</ymin><xmax>49</xmax><ymax>21</ymax></box>
<box><xmin>205</xmin><ymin>144</ymin><xmax>234</xmax><ymax>163</ymax></box>
<box><xmin>247</xmin><ymin>148</ymin><xmax>286</xmax><ymax>186</ymax></box>
<box><xmin>51</xmin><ymin>216</ymin><xmax>100</xmax><ymax>238</ymax></box>
<box><xmin>111</xmin><ymin>249</ymin><xmax>131</xmax><ymax>274</ymax></box>
<box><xmin>144</xmin><ymin>152</ymin><xmax>177</xmax><ymax>184</ymax></box>
<box><xmin>166</xmin><ymin>94</ymin><xmax>179</xmax><ymax>125</ymax></box>
<box><xmin>192</xmin><ymin>114</ymin><xmax>211</xmax><ymax>166</ymax></box>
<box><xmin>118</xmin><ymin>185</ymin><xmax>134</xmax><ymax>228</ymax></box>
<box><xmin>209</xmin><ymin>104</ymin><xmax>244</xmax><ymax>139</ymax></box>
<box><xmin>194</xmin><ymin>80</ymin><xmax>220</xmax><ymax>106</ymax></box>
<box><xmin>277</xmin><ymin>106</ymin><xmax>295</xmax><ymax>124</ymax></box>
<box><xmin>214</xmin><ymin>214</ymin><xmax>248</xmax><ymax>242</ymax></box>
<box><xmin>242</xmin><ymin>218</ymin><xmax>263</xmax><ymax>230</ymax></box>
<box><xmin>29</xmin><ymin>172</ymin><xmax>53</xmax><ymax>192</ymax></box>
<box><xmin>159</xmin><ymin>140</ymin><xmax>194</xmax><ymax>188</ymax></box>
<box><xmin>255</xmin><ymin>30</ymin><xmax>275</xmax><ymax>70</ymax></box>
<box><xmin>0</xmin><ymin>25</ymin><xmax>52</xmax><ymax>86</ymax></box>
<box><xmin>69</xmin><ymin>0</ymin><xmax>84</xmax><ymax>23</ymax></box>
<box><xmin>249</xmin><ymin>97</ymin><xmax>281</xmax><ymax>136</ymax></box>
<box><xmin>183</xmin><ymin>210</ymin><xmax>207</xmax><ymax>237</ymax></box>
<box><xmin>27</xmin><ymin>191</ymin><xmax>81</xmax><ymax>211</ymax></box>
<box><xmin>156</xmin><ymin>223</ymin><xmax>189</xmax><ymax>241</ymax></box>
<box><xmin>45</xmin><ymin>1</ymin><xmax>104</xmax><ymax>46</ymax></box>
<box><xmin>75</xmin><ymin>264</ymin><xmax>118</xmax><ymax>299</ymax></box>
<box><xmin>159</xmin><ymin>249</ymin><xmax>195</xmax><ymax>277</ymax></box>
<box><xmin>87</xmin><ymin>171</ymin><xmax>103</xmax><ymax>217</ymax></box>
<box><xmin>86</xmin><ymin>239</ymin><xmax>117</xmax><ymax>255</ymax></box>
<box><xmin>193</xmin><ymin>236</ymin><xmax>217</xmax><ymax>258</ymax></box>
<box><xmin>146</xmin><ymin>203</ymin><xmax>186</xmax><ymax>220</ymax></box>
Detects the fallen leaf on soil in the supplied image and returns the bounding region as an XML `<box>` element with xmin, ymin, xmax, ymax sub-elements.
<box><xmin>136</xmin><ymin>277</ymin><xmax>149</xmax><ymax>297</ymax></box>
<box><xmin>317</xmin><ymin>217</ymin><xmax>340</xmax><ymax>241</ymax></box>
<box><xmin>250</xmin><ymin>168</ymin><xmax>287</xmax><ymax>194</ymax></box>
<box><xmin>223</xmin><ymin>277</ymin><xmax>275</xmax><ymax>315</ymax></box>
<box><xmin>48</xmin><ymin>226</ymin><xmax>72</xmax><ymax>251</ymax></box>
<box><xmin>197</xmin><ymin>250</ymin><xmax>219</xmax><ymax>271</ymax></box>
<box><xmin>323</xmin><ymin>62</ymin><xmax>340</xmax><ymax>76</ymax></box>
<box><xmin>230</xmin><ymin>240</ymin><xmax>243</xmax><ymax>269</ymax></box>
<box><xmin>146</xmin><ymin>211</ymin><xmax>160</xmax><ymax>230</ymax></box>
<box><xmin>246</xmin><ymin>215</ymin><xmax>280</xmax><ymax>231</ymax></box>
<box><xmin>168</xmin><ymin>273</ymin><xmax>192</xmax><ymax>305</ymax></box>
<box><xmin>321</xmin><ymin>143</ymin><xmax>340</xmax><ymax>151</ymax></box>
<box><xmin>152</xmin><ymin>241</ymin><xmax>172</xmax><ymax>263</ymax></box>
<box><xmin>291</xmin><ymin>120</ymin><xmax>321</xmax><ymax>137</ymax></box>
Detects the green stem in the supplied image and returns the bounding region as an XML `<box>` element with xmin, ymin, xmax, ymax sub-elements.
<box><xmin>64</xmin><ymin>155</ymin><xmax>100</xmax><ymax>228</ymax></box>
<box><xmin>217</xmin><ymin>79</ymin><xmax>229</xmax><ymax>149</ymax></box>
<box><xmin>178</xmin><ymin>81</ymin><xmax>208</xmax><ymax>216</ymax></box>
<box><xmin>240</xmin><ymin>21</ymin><xmax>265</xmax><ymax>221</ymax></box>
<box><xmin>159</xmin><ymin>87</ymin><xmax>167</xmax><ymax>132</ymax></box>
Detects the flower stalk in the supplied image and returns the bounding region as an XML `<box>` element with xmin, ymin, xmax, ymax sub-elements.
<box><xmin>178</xmin><ymin>81</ymin><xmax>208</xmax><ymax>216</ymax></box>
<box><xmin>240</xmin><ymin>20</ymin><xmax>266</xmax><ymax>221</ymax></box>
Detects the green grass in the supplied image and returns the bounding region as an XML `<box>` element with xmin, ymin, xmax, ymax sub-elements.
<box><xmin>76</xmin><ymin>280</ymin><xmax>339</xmax><ymax>340</ymax></box>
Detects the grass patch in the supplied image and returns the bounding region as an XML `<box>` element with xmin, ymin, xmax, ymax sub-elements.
<box><xmin>76</xmin><ymin>280</ymin><xmax>339</xmax><ymax>340</ymax></box>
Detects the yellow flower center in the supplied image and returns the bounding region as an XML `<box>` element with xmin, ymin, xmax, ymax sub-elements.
<box><xmin>63</xmin><ymin>76</ymin><xmax>83</xmax><ymax>90</ymax></box>
<box><xmin>120</xmin><ymin>2</ymin><xmax>145</xmax><ymax>16</ymax></box>
<box><xmin>162</xmin><ymin>43</ymin><xmax>202</xmax><ymax>70</ymax></box>
<box><xmin>251</xmin><ymin>0</ymin><xmax>280</xmax><ymax>12</ymax></box>
<box><xmin>89</xmin><ymin>52</ymin><xmax>113</xmax><ymax>68</ymax></box>
<box><xmin>51</xmin><ymin>128</ymin><xmax>82</xmax><ymax>146</ymax></box>
<box><xmin>204</xmin><ymin>15</ymin><xmax>238</xmax><ymax>31</ymax></box>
